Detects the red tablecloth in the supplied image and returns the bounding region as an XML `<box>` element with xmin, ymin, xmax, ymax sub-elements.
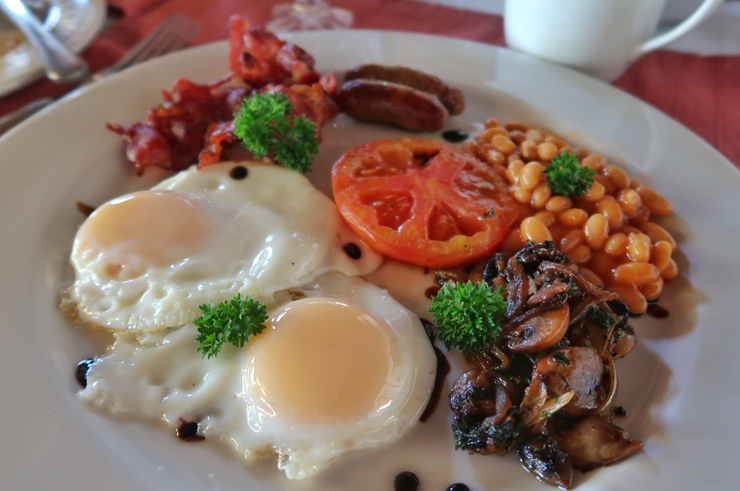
<box><xmin>2</xmin><ymin>0</ymin><xmax>739</xmax><ymax>167</ymax></box>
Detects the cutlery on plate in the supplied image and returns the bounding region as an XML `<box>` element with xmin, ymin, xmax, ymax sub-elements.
<box><xmin>0</xmin><ymin>13</ymin><xmax>200</xmax><ymax>134</ymax></box>
<box><xmin>0</xmin><ymin>0</ymin><xmax>88</xmax><ymax>83</ymax></box>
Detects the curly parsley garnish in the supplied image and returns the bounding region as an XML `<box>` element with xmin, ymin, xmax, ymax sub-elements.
<box><xmin>194</xmin><ymin>294</ymin><xmax>268</xmax><ymax>359</ymax></box>
<box><xmin>544</xmin><ymin>151</ymin><xmax>596</xmax><ymax>198</ymax></box>
<box><xmin>234</xmin><ymin>92</ymin><xmax>319</xmax><ymax>173</ymax></box>
<box><xmin>429</xmin><ymin>281</ymin><xmax>507</xmax><ymax>354</ymax></box>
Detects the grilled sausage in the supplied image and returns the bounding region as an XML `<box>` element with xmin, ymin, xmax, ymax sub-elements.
<box><xmin>345</xmin><ymin>64</ymin><xmax>465</xmax><ymax>115</ymax></box>
<box><xmin>336</xmin><ymin>79</ymin><xmax>449</xmax><ymax>132</ymax></box>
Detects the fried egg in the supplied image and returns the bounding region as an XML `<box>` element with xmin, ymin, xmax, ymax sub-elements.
<box><xmin>68</xmin><ymin>162</ymin><xmax>381</xmax><ymax>332</ymax></box>
<box><xmin>78</xmin><ymin>273</ymin><xmax>437</xmax><ymax>479</ymax></box>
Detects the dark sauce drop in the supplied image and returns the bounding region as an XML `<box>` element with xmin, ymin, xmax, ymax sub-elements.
<box><xmin>343</xmin><ymin>242</ymin><xmax>362</xmax><ymax>260</ymax></box>
<box><xmin>646</xmin><ymin>303</ymin><xmax>669</xmax><ymax>319</ymax></box>
<box><xmin>394</xmin><ymin>471</ymin><xmax>419</xmax><ymax>491</ymax></box>
<box><xmin>448</xmin><ymin>484</ymin><xmax>470</xmax><ymax>491</ymax></box>
<box><xmin>425</xmin><ymin>285</ymin><xmax>441</xmax><ymax>300</ymax></box>
<box><xmin>442</xmin><ymin>129</ymin><xmax>469</xmax><ymax>143</ymax></box>
<box><xmin>229</xmin><ymin>165</ymin><xmax>248</xmax><ymax>180</ymax></box>
<box><xmin>613</xmin><ymin>406</ymin><xmax>628</xmax><ymax>417</ymax></box>
<box><xmin>419</xmin><ymin>347</ymin><xmax>450</xmax><ymax>423</ymax></box>
<box><xmin>176</xmin><ymin>419</ymin><xmax>205</xmax><ymax>442</ymax></box>
<box><xmin>76</xmin><ymin>202</ymin><xmax>96</xmax><ymax>217</ymax></box>
<box><xmin>75</xmin><ymin>358</ymin><xmax>94</xmax><ymax>388</ymax></box>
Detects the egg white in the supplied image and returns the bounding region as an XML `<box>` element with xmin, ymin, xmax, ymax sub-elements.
<box><xmin>78</xmin><ymin>273</ymin><xmax>437</xmax><ymax>480</ymax></box>
<box><xmin>68</xmin><ymin>162</ymin><xmax>381</xmax><ymax>332</ymax></box>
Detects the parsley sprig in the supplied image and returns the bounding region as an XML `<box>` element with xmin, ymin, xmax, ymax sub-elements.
<box><xmin>544</xmin><ymin>151</ymin><xmax>596</xmax><ymax>198</ymax></box>
<box><xmin>194</xmin><ymin>294</ymin><xmax>268</xmax><ymax>359</ymax></box>
<box><xmin>429</xmin><ymin>281</ymin><xmax>507</xmax><ymax>354</ymax></box>
<box><xmin>234</xmin><ymin>92</ymin><xmax>319</xmax><ymax>173</ymax></box>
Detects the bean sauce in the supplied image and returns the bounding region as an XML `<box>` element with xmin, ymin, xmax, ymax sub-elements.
<box><xmin>442</xmin><ymin>130</ymin><xmax>469</xmax><ymax>143</ymax></box>
<box><xmin>425</xmin><ymin>285</ymin><xmax>441</xmax><ymax>300</ymax></box>
<box><xmin>394</xmin><ymin>471</ymin><xmax>419</xmax><ymax>491</ymax></box>
<box><xmin>176</xmin><ymin>419</ymin><xmax>205</xmax><ymax>442</ymax></box>
<box><xmin>646</xmin><ymin>303</ymin><xmax>669</xmax><ymax>319</ymax></box>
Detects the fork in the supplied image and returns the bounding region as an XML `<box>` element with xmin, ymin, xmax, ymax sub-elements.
<box><xmin>0</xmin><ymin>13</ymin><xmax>201</xmax><ymax>134</ymax></box>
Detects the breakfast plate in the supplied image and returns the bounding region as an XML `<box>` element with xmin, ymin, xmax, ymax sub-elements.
<box><xmin>1</xmin><ymin>30</ymin><xmax>739</xmax><ymax>491</ymax></box>
<box><xmin>0</xmin><ymin>0</ymin><xmax>105</xmax><ymax>97</ymax></box>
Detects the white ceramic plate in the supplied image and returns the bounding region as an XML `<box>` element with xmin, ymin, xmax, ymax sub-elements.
<box><xmin>1</xmin><ymin>31</ymin><xmax>739</xmax><ymax>491</ymax></box>
<box><xmin>0</xmin><ymin>0</ymin><xmax>105</xmax><ymax>97</ymax></box>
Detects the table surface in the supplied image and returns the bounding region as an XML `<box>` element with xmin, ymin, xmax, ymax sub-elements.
<box><xmin>423</xmin><ymin>0</ymin><xmax>740</xmax><ymax>56</ymax></box>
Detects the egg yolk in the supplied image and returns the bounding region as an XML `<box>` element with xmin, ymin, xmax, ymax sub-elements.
<box><xmin>76</xmin><ymin>190</ymin><xmax>212</xmax><ymax>270</ymax></box>
<box><xmin>249</xmin><ymin>298</ymin><xmax>396</xmax><ymax>425</ymax></box>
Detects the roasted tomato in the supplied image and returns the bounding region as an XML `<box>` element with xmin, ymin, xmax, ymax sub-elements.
<box><xmin>332</xmin><ymin>139</ymin><xmax>518</xmax><ymax>268</ymax></box>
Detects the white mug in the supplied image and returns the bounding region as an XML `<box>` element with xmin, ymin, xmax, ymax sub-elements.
<box><xmin>504</xmin><ymin>0</ymin><xmax>724</xmax><ymax>81</ymax></box>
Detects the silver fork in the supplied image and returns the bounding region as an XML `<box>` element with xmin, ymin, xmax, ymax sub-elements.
<box><xmin>0</xmin><ymin>13</ymin><xmax>201</xmax><ymax>134</ymax></box>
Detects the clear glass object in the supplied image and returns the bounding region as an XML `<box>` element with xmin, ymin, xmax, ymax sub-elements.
<box><xmin>266</xmin><ymin>0</ymin><xmax>353</xmax><ymax>32</ymax></box>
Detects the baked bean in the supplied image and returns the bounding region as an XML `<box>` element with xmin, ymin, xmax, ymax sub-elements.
<box><xmin>615</xmin><ymin>225</ymin><xmax>641</xmax><ymax>236</ymax></box>
<box><xmin>520</xmin><ymin>140</ymin><xmax>540</xmax><ymax>161</ymax></box>
<box><xmin>464</xmin><ymin>141</ymin><xmax>480</xmax><ymax>155</ymax></box>
<box><xmin>546</xmin><ymin>136</ymin><xmax>566</xmax><ymax>149</ymax></box>
<box><xmin>593</xmin><ymin>174</ymin><xmax>616</xmax><ymax>196</ymax></box>
<box><xmin>559</xmin><ymin>208</ymin><xmax>588</xmax><ymax>227</ymax></box>
<box><xmin>509</xmin><ymin>130</ymin><xmax>527</xmax><ymax>145</ymax></box>
<box><xmin>493</xmin><ymin>135</ymin><xmax>517</xmax><ymax>155</ymax></box>
<box><xmin>627</xmin><ymin>233</ymin><xmax>651</xmax><ymax>262</ymax></box>
<box><xmin>580</xmin><ymin>268</ymin><xmax>604</xmax><ymax>287</ymax></box>
<box><xmin>485</xmin><ymin>118</ymin><xmax>501</xmax><ymax>129</ymax></box>
<box><xmin>584</xmin><ymin>214</ymin><xmax>610</xmax><ymax>249</ymax></box>
<box><xmin>531</xmin><ymin>183</ymin><xmax>552</xmax><ymax>209</ymax></box>
<box><xmin>613</xmin><ymin>262</ymin><xmax>660</xmax><ymax>286</ymax></box>
<box><xmin>612</xmin><ymin>284</ymin><xmax>648</xmax><ymax>314</ymax></box>
<box><xmin>520</xmin><ymin>162</ymin><xmax>544</xmax><ymax>190</ymax></box>
<box><xmin>617</xmin><ymin>189</ymin><xmax>643</xmax><ymax>217</ymax></box>
<box><xmin>629</xmin><ymin>206</ymin><xmax>651</xmax><ymax>225</ymax></box>
<box><xmin>500</xmin><ymin>227</ymin><xmax>526</xmax><ymax>252</ymax></box>
<box><xmin>582</xmin><ymin>153</ymin><xmax>607</xmax><ymax>171</ymax></box>
<box><xmin>537</xmin><ymin>142</ymin><xmax>558</xmax><ymax>161</ymax></box>
<box><xmin>662</xmin><ymin>258</ymin><xmax>678</xmax><ymax>280</ymax></box>
<box><xmin>520</xmin><ymin>217</ymin><xmax>553</xmax><ymax>242</ymax></box>
<box><xmin>506</xmin><ymin>159</ymin><xmax>524</xmax><ymax>184</ymax></box>
<box><xmin>567</xmin><ymin>244</ymin><xmax>592</xmax><ymax>264</ymax></box>
<box><xmin>505</xmin><ymin>122</ymin><xmax>529</xmax><ymax>133</ymax></box>
<box><xmin>492</xmin><ymin>164</ymin><xmax>508</xmax><ymax>179</ymax></box>
<box><xmin>629</xmin><ymin>178</ymin><xmax>642</xmax><ymax>189</ymax></box>
<box><xmin>641</xmin><ymin>277</ymin><xmax>664</xmax><ymax>301</ymax></box>
<box><xmin>513</xmin><ymin>187</ymin><xmax>533</xmax><ymax>204</ymax></box>
<box><xmin>481</xmin><ymin>146</ymin><xmax>506</xmax><ymax>166</ymax></box>
<box><xmin>525</xmin><ymin>129</ymin><xmax>545</xmax><ymax>144</ymax></box>
<box><xmin>604</xmin><ymin>233</ymin><xmax>628</xmax><ymax>257</ymax></box>
<box><xmin>604</xmin><ymin>164</ymin><xmax>630</xmax><ymax>189</ymax></box>
<box><xmin>574</xmin><ymin>148</ymin><xmax>590</xmax><ymax>161</ymax></box>
<box><xmin>546</xmin><ymin>196</ymin><xmax>573</xmax><ymax>213</ymax></box>
<box><xmin>595</xmin><ymin>196</ymin><xmax>624</xmax><ymax>229</ymax></box>
<box><xmin>476</xmin><ymin>128</ymin><xmax>498</xmax><ymax>143</ymax></box>
<box><xmin>560</xmin><ymin>228</ymin><xmax>584</xmax><ymax>253</ymax></box>
<box><xmin>534</xmin><ymin>210</ymin><xmax>556</xmax><ymax>227</ymax></box>
<box><xmin>508</xmin><ymin>152</ymin><xmax>522</xmax><ymax>164</ymax></box>
<box><xmin>637</xmin><ymin>222</ymin><xmax>676</xmax><ymax>251</ymax></box>
<box><xmin>650</xmin><ymin>241</ymin><xmax>673</xmax><ymax>272</ymax></box>
<box><xmin>590</xmin><ymin>251</ymin><xmax>618</xmax><ymax>282</ymax></box>
<box><xmin>581</xmin><ymin>181</ymin><xmax>606</xmax><ymax>202</ymax></box>
<box><xmin>635</xmin><ymin>185</ymin><xmax>673</xmax><ymax>216</ymax></box>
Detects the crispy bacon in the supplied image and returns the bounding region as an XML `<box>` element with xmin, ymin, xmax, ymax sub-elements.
<box><xmin>110</xmin><ymin>18</ymin><xmax>336</xmax><ymax>175</ymax></box>
<box><xmin>229</xmin><ymin>16</ymin><xmax>319</xmax><ymax>87</ymax></box>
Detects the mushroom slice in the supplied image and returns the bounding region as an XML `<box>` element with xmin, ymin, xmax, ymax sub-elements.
<box><xmin>519</xmin><ymin>434</ymin><xmax>574</xmax><ymax>490</ymax></box>
<box><xmin>524</xmin><ymin>347</ymin><xmax>608</xmax><ymax>419</ymax></box>
<box><xmin>506</xmin><ymin>304</ymin><xmax>570</xmax><ymax>352</ymax></box>
<box><xmin>553</xmin><ymin>415</ymin><xmax>643</xmax><ymax>470</ymax></box>
<box><xmin>449</xmin><ymin>369</ymin><xmax>514</xmax><ymax>421</ymax></box>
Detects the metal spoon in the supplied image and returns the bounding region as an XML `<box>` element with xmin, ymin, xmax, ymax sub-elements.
<box><xmin>0</xmin><ymin>0</ymin><xmax>88</xmax><ymax>83</ymax></box>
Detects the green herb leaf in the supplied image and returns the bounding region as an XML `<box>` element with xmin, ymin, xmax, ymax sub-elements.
<box><xmin>234</xmin><ymin>92</ymin><xmax>319</xmax><ymax>173</ymax></box>
<box><xmin>544</xmin><ymin>151</ymin><xmax>596</xmax><ymax>198</ymax></box>
<box><xmin>194</xmin><ymin>294</ymin><xmax>268</xmax><ymax>359</ymax></box>
<box><xmin>429</xmin><ymin>281</ymin><xmax>507</xmax><ymax>354</ymax></box>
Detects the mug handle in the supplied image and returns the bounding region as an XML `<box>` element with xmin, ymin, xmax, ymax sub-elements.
<box><xmin>633</xmin><ymin>0</ymin><xmax>725</xmax><ymax>58</ymax></box>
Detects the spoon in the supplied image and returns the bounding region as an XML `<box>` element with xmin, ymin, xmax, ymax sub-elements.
<box><xmin>0</xmin><ymin>0</ymin><xmax>88</xmax><ymax>83</ymax></box>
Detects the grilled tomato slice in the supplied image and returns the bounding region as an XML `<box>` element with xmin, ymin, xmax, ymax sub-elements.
<box><xmin>332</xmin><ymin>139</ymin><xmax>518</xmax><ymax>268</ymax></box>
